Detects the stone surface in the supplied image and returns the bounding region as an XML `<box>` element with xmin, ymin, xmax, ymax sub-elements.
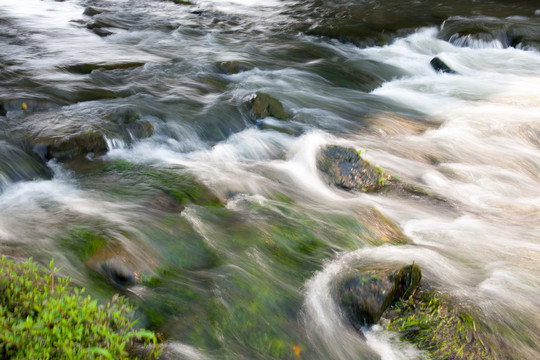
<box><xmin>317</xmin><ymin>145</ymin><xmax>388</xmax><ymax>192</ymax></box>
<box><xmin>248</xmin><ymin>92</ymin><xmax>289</xmax><ymax>121</ymax></box>
<box><xmin>0</xmin><ymin>141</ymin><xmax>53</xmax><ymax>184</ymax></box>
<box><xmin>430</xmin><ymin>57</ymin><xmax>457</xmax><ymax>74</ymax></box>
<box><xmin>338</xmin><ymin>264</ymin><xmax>421</xmax><ymax>329</ymax></box>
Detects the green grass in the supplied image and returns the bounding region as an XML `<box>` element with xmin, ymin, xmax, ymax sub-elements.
<box><xmin>384</xmin><ymin>288</ymin><xmax>493</xmax><ymax>360</ymax></box>
<box><xmin>0</xmin><ymin>256</ymin><xmax>161</xmax><ymax>359</ymax></box>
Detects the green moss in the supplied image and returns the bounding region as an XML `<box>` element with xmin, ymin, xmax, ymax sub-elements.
<box><xmin>384</xmin><ymin>288</ymin><xmax>494</xmax><ymax>360</ymax></box>
<box><xmin>101</xmin><ymin>160</ymin><xmax>222</xmax><ymax>208</ymax></box>
<box><xmin>0</xmin><ymin>256</ymin><xmax>160</xmax><ymax>359</ymax></box>
<box><xmin>59</xmin><ymin>226</ymin><xmax>109</xmax><ymax>262</ymax></box>
<box><xmin>142</xmin><ymin>214</ymin><xmax>221</xmax><ymax>271</ymax></box>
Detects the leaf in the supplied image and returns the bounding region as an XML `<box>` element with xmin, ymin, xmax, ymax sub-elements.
<box><xmin>85</xmin><ymin>347</ymin><xmax>113</xmax><ymax>359</ymax></box>
<box><xmin>126</xmin><ymin>330</ymin><xmax>155</xmax><ymax>339</ymax></box>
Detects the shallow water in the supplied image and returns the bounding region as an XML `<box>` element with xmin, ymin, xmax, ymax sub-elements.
<box><xmin>1</xmin><ymin>0</ymin><xmax>540</xmax><ymax>359</ymax></box>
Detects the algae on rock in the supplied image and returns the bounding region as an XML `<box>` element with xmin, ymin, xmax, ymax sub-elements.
<box><xmin>248</xmin><ymin>92</ymin><xmax>289</xmax><ymax>121</ymax></box>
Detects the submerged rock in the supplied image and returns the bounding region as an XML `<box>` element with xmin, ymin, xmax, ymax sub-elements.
<box><xmin>430</xmin><ymin>57</ymin><xmax>457</xmax><ymax>74</ymax></box>
<box><xmin>83</xmin><ymin>7</ymin><xmax>103</xmax><ymax>17</ymax></box>
<box><xmin>317</xmin><ymin>145</ymin><xmax>389</xmax><ymax>192</ymax></box>
<box><xmin>45</xmin><ymin>132</ymin><xmax>108</xmax><ymax>160</ymax></box>
<box><xmin>168</xmin><ymin>0</ymin><xmax>195</xmax><ymax>4</ymax></box>
<box><xmin>0</xmin><ymin>141</ymin><xmax>53</xmax><ymax>185</ymax></box>
<box><xmin>216</xmin><ymin>60</ymin><xmax>253</xmax><ymax>75</ymax></box>
<box><xmin>338</xmin><ymin>264</ymin><xmax>421</xmax><ymax>328</ymax></box>
<box><xmin>62</xmin><ymin>62</ymin><xmax>145</xmax><ymax>75</ymax></box>
<box><xmin>247</xmin><ymin>92</ymin><xmax>289</xmax><ymax>121</ymax></box>
<box><xmin>37</xmin><ymin>117</ymin><xmax>153</xmax><ymax>161</ymax></box>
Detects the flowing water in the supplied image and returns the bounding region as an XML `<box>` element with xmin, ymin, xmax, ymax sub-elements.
<box><xmin>1</xmin><ymin>0</ymin><xmax>540</xmax><ymax>359</ymax></box>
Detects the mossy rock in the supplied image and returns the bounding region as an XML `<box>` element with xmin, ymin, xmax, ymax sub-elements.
<box><xmin>247</xmin><ymin>92</ymin><xmax>289</xmax><ymax>121</ymax></box>
<box><xmin>41</xmin><ymin>118</ymin><xmax>153</xmax><ymax>161</ymax></box>
<box><xmin>58</xmin><ymin>226</ymin><xmax>158</xmax><ymax>288</ymax></box>
<box><xmin>45</xmin><ymin>131</ymin><xmax>109</xmax><ymax>160</ymax></box>
<box><xmin>337</xmin><ymin>264</ymin><xmax>421</xmax><ymax>328</ymax></box>
<box><xmin>101</xmin><ymin>160</ymin><xmax>223</xmax><ymax>209</ymax></box>
<box><xmin>382</xmin><ymin>287</ymin><xmax>496</xmax><ymax>360</ymax></box>
<box><xmin>317</xmin><ymin>145</ymin><xmax>447</xmax><ymax>203</ymax></box>
<box><xmin>317</xmin><ymin>145</ymin><xmax>389</xmax><ymax>192</ymax></box>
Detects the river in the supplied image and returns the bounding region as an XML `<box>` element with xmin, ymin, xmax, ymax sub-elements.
<box><xmin>1</xmin><ymin>0</ymin><xmax>540</xmax><ymax>359</ymax></box>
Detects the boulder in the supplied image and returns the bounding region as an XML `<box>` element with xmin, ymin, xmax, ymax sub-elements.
<box><xmin>338</xmin><ymin>264</ymin><xmax>421</xmax><ymax>329</ymax></box>
<box><xmin>216</xmin><ymin>60</ymin><xmax>253</xmax><ymax>75</ymax></box>
<box><xmin>430</xmin><ymin>57</ymin><xmax>457</xmax><ymax>74</ymax></box>
<box><xmin>82</xmin><ymin>7</ymin><xmax>103</xmax><ymax>17</ymax></box>
<box><xmin>45</xmin><ymin>131</ymin><xmax>109</xmax><ymax>160</ymax></box>
<box><xmin>247</xmin><ymin>92</ymin><xmax>289</xmax><ymax>121</ymax></box>
<box><xmin>317</xmin><ymin>145</ymin><xmax>389</xmax><ymax>192</ymax></box>
<box><xmin>84</xmin><ymin>241</ymin><xmax>158</xmax><ymax>288</ymax></box>
<box><xmin>0</xmin><ymin>141</ymin><xmax>53</xmax><ymax>185</ymax></box>
<box><xmin>40</xmin><ymin>118</ymin><xmax>153</xmax><ymax>161</ymax></box>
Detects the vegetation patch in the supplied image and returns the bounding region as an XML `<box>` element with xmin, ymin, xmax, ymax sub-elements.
<box><xmin>0</xmin><ymin>256</ymin><xmax>160</xmax><ymax>359</ymax></box>
<box><xmin>383</xmin><ymin>288</ymin><xmax>494</xmax><ymax>360</ymax></box>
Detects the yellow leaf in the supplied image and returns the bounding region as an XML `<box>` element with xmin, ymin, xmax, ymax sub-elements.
<box><xmin>293</xmin><ymin>345</ymin><xmax>301</xmax><ymax>356</ymax></box>
<box><xmin>22</xmin><ymin>102</ymin><xmax>27</xmax><ymax>110</ymax></box>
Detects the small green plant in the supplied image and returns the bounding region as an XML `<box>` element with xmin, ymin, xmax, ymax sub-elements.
<box><xmin>374</xmin><ymin>165</ymin><xmax>391</xmax><ymax>186</ymax></box>
<box><xmin>0</xmin><ymin>256</ymin><xmax>161</xmax><ymax>359</ymax></box>
<box><xmin>384</xmin><ymin>288</ymin><xmax>492</xmax><ymax>360</ymax></box>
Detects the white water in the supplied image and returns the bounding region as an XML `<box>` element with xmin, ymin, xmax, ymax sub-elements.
<box><xmin>105</xmin><ymin>27</ymin><xmax>540</xmax><ymax>357</ymax></box>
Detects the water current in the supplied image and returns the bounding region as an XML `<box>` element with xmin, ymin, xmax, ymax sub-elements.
<box><xmin>1</xmin><ymin>0</ymin><xmax>540</xmax><ymax>359</ymax></box>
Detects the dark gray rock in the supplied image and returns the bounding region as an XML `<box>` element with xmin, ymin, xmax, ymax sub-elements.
<box><xmin>317</xmin><ymin>145</ymin><xmax>388</xmax><ymax>192</ymax></box>
<box><xmin>41</xmin><ymin>119</ymin><xmax>153</xmax><ymax>161</ymax></box>
<box><xmin>0</xmin><ymin>141</ymin><xmax>53</xmax><ymax>185</ymax></box>
<box><xmin>101</xmin><ymin>258</ymin><xmax>137</xmax><ymax>287</ymax></box>
<box><xmin>45</xmin><ymin>132</ymin><xmax>109</xmax><ymax>160</ymax></box>
<box><xmin>83</xmin><ymin>7</ymin><xmax>103</xmax><ymax>17</ymax></box>
<box><xmin>338</xmin><ymin>264</ymin><xmax>421</xmax><ymax>329</ymax></box>
<box><xmin>430</xmin><ymin>57</ymin><xmax>457</xmax><ymax>74</ymax></box>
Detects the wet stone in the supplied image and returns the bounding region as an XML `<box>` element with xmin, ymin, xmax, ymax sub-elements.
<box><xmin>45</xmin><ymin>132</ymin><xmax>108</xmax><ymax>161</ymax></box>
<box><xmin>62</xmin><ymin>62</ymin><xmax>146</xmax><ymax>75</ymax></box>
<box><xmin>0</xmin><ymin>141</ymin><xmax>53</xmax><ymax>185</ymax></box>
<box><xmin>216</xmin><ymin>60</ymin><xmax>253</xmax><ymax>75</ymax></box>
<box><xmin>430</xmin><ymin>57</ymin><xmax>457</xmax><ymax>74</ymax></box>
<box><xmin>247</xmin><ymin>92</ymin><xmax>289</xmax><ymax>121</ymax></box>
<box><xmin>83</xmin><ymin>7</ymin><xmax>103</xmax><ymax>17</ymax></box>
<box><xmin>317</xmin><ymin>145</ymin><xmax>388</xmax><ymax>192</ymax></box>
<box><xmin>337</xmin><ymin>264</ymin><xmax>421</xmax><ymax>329</ymax></box>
